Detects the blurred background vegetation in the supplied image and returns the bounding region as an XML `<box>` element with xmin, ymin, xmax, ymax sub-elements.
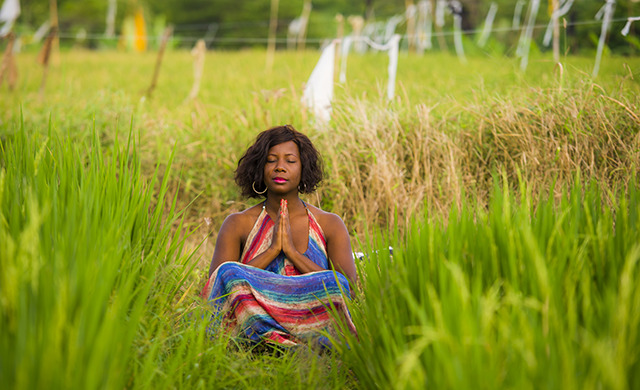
<box><xmin>11</xmin><ymin>0</ymin><xmax>640</xmax><ymax>54</ymax></box>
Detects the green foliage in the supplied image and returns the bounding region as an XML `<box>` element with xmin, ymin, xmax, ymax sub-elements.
<box><xmin>0</xmin><ymin>116</ymin><xmax>355</xmax><ymax>389</ymax></box>
<box><xmin>0</xmin><ymin>118</ymin><xmax>185</xmax><ymax>388</ymax></box>
<box><xmin>0</xmin><ymin>48</ymin><xmax>638</xmax><ymax>388</ymax></box>
<box><xmin>339</xmin><ymin>174</ymin><xmax>640</xmax><ymax>389</ymax></box>
<box><xmin>13</xmin><ymin>0</ymin><xmax>640</xmax><ymax>54</ymax></box>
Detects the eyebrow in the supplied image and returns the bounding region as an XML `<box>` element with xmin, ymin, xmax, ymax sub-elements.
<box><xmin>267</xmin><ymin>153</ymin><xmax>299</xmax><ymax>157</ymax></box>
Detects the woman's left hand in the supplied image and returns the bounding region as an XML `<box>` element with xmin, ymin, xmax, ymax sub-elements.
<box><xmin>279</xmin><ymin>200</ymin><xmax>299</xmax><ymax>259</ymax></box>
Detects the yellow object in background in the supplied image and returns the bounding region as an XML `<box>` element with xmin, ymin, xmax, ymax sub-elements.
<box><xmin>134</xmin><ymin>8</ymin><xmax>147</xmax><ymax>52</ymax></box>
<box><xmin>548</xmin><ymin>0</ymin><xmax>558</xmax><ymax>17</ymax></box>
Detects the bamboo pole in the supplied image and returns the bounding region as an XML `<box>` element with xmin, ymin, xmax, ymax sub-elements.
<box><xmin>266</xmin><ymin>0</ymin><xmax>279</xmax><ymax>72</ymax></box>
<box><xmin>297</xmin><ymin>0</ymin><xmax>312</xmax><ymax>51</ymax></box>
<box><xmin>551</xmin><ymin>0</ymin><xmax>560</xmax><ymax>62</ymax></box>
<box><xmin>0</xmin><ymin>33</ymin><xmax>18</xmax><ymax>90</ymax></box>
<box><xmin>335</xmin><ymin>13</ymin><xmax>344</xmax><ymax>83</ymax></box>
<box><xmin>49</xmin><ymin>0</ymin><xmax>59</xmax><ymax>64</ymax></box>
<box><xmin>146</xmin><ymin>26</ymin><xmax>173</xmax><ymax>98</ymax></box>
<box><xmin>38</xmin><ymin>27</ymin><xmax>57</xmax><ymax>94</ymax></box>
<box><xmin>433</xmin><ymin>0</ymin><xmax>448</xmax><ymax>52</ymax></box>
<box><xmin>105</xmin><ymin>0</ymin><xmax>117</xmax><ymax>38</ymax></box>
<box><xmin>406</xmin><ymin>0</ymin><xmax>416</xmax><ymax>53</ymax></box>
<box><xmin>186</xmin><ymin>39</ymin><xmax>206</xmax><ymax>101</ymax></box>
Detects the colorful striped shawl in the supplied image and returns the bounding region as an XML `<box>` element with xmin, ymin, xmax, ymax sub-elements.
<box><xmin>202</xmin><ymin>204</ymin><xmax>356</xmax><ymax>346</ymax></box>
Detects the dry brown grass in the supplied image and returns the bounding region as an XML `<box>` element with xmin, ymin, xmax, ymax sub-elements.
<box><xmin>7</xmin><ymin>51</ymin><xmax>635</xmax><ymax>266</ymax></box>
<box><xmin>168</xmin><ymin>73</ymin><xmax>639</xmax><ymax>267</ymax></box>
<box><xmin>312</xmin><ymin>77</ymin><xmax>639</xmax><ymax>240</ymax></box>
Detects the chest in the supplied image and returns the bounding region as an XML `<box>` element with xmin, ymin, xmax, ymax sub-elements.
<box><xmin>288</xmin><ymin>214</ymin><xmax>310</xmax><ymax>253</ymax></box>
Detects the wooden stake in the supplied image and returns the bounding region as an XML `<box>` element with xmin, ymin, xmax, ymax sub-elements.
<box><xmin>266</xmin><ymin>0</ymin><xmax>279</xmax><ymax>72</ymax></box>
<box><xmin>38</xmin><ymin>27</ymin><xmax>57</xmax><ymax>94</ymax></box>
<box><xmin>146</xmin><ymin>26</ymin><xmax>173</xmax><ymax>98</ymax></box>
<box><xmin>347</xmin><ymin>15</ymin><xmax>364</xmax><ymax>53</ymax></box>
<box><xmin>335</xmin><ymin>13</ymin><xmax>344</xmax><ymax>82</ymax></box>
<box><xmin>0</xmin><ymin>32</ymin><xmax>18</xmax><ymax>90</ymax></box>
<box><xmin>432</xmin><ymin>0</ymin><xmax>448</xmax><ymax>52</ymax></box>
<box><xmin>552</xmin><ymin>0</ymin><xmax>560</xmax><ymax>62</ymax></box>
<box><xmin>406</xmin><ymin>0</ymin><xmax>416</xmax><ymax>53</ymax></box>
<box><xmin>105</xmin><ymin>0</ymin><xmax>117</xmax><ymax>38</ymax></box>
<box><xmin>49</xmin><ymin>0</ymin><xmax>59</xmax><ymax>64</ymax></box>
<box><xmin>297</xmin><ymin>0</ymin><xmax>312</xmax><ymax>51</ymax></box>
<box><xmin>187</xmin><ymin>39</ymin><xmax>206</xmax><ymax>101</ymax></box>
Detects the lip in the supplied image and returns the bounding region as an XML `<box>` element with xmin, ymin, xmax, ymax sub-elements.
<box><xmin>273</xmin><ymin>177</ymin><xmax>287</xmax><ymax>184</ymax></box>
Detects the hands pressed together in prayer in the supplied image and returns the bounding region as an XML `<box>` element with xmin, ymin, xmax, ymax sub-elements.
<box><xmin>233</xmin><ymin>198</ymin><xmax>323</xmax><ymax>275</ymax></box>
<box><xmin>269</xmin><ymin>199</ymin><xmax>299</xmax><ymax>260</ymax></box>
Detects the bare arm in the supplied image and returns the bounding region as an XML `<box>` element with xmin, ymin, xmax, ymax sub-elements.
<box><xmin>323</xmin><ymin>213</ymin><xmax>358</xmax><ymax>297</ymax></box>
<box><xmin>208</xmin><ymin>213</ymin><xmax>243</xmax><ymax>278</ymax></box>
<box><xmin>210</xmin><ymin>211</ymin><xmax>291</xmax><ymax>277</ymax></box>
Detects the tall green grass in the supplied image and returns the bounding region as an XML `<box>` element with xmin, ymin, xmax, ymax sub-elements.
<box><xmin>339</xmin><ymin>174</ymin><xmax>640</xmax><ymax>389</ymax></box>
<box><xmin>2</xmin><ymin>49</ymin><xmax>639</xmax><ymax>388</ymax></box>
<box><xmin>0</xmin><ymin>120</ymin><xmax>354</xmax><ymax>389</ymax></box>
<box><xmin>2</xmin><ymin>51</ymin><xmax>638</xmax><ymax>254</ymax></box>
<box><xmin>0</xmin><ymin>118</ymin><xmax>185</xmax><ymax>387</ymax></box>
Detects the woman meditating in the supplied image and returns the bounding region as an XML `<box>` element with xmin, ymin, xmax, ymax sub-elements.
<box><xmin>202</xmin><ymin>125</ymin><xmax>357</xmax><ymax>347</ymax></box>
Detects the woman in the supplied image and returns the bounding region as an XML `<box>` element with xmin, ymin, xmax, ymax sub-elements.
<box><xmin>202</xmin><ymin>125</ymin><xmax>357</xmax><ymax>347</ymax></box>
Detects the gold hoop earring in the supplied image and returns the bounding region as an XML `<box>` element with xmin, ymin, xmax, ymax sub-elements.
<box><xmin>252</xmin><ymin>181</ymin><xmax>267</xmax><ymax>195</ymax></box>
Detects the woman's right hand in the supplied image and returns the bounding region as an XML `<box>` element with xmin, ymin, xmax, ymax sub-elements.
<box><xmin>268</xmin><ymin>199</ymin><xmax>287</xmax><ymax>254</ymax></box>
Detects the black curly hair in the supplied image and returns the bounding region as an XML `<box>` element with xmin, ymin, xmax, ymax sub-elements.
<box><xmin>235</xmin><ymin>125</ymin><xmax>323</xmax><ymax>198</ymax></box>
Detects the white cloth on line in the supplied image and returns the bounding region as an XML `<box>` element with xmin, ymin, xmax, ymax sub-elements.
<box><xmin>0</xmin><ymin>0</ymin><xmax>20</xmax><ymax>36</ymax></box>
<box><xmin>622</xmin><ymin>16</ymin><xmax>640</xmax><ymax>36</ymax></box>
<box><xmin>305</xmin><ymin>34</ymin><xmax>401</xmax><ymax>121</ymax></box>
<box><xmin>302</xmin><ymin>41</ymin><xmax>336</xmax><ymax>122</ymax></box>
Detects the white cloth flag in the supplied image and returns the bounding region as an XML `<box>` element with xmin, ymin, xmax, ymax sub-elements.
<box><xmin>339</xmin><ymin>36</ymin><xmax>353</xmax><ymax>83</ymax></box>
<box><xmin>622</xmin><ymin>16</ymin><xmax>640</xmax><ymax>36</ymax></box>
<box><xmin>513</xmin><ymin>0</ymin><xmax>526</xmax><ymax>29</ymax></box>
<box><xmin>0</xmin><ymin>0</ymin><xmax>20</xmax><ymax>36</ymax></box>
<box><xmin>478</xmin><ymin>3</ymin><xmax>498</xmax><ymax>48</ymax></box>
<box><xmin>302</xmin><ymin>41</ymin><xmax>336</xmax><ymax>122</ymax></box>
<box><xmin>314</xmin><ymin>34</ymin><xmax>401</xmax><ymax>120</ymax></box>
<box><xmin>360</xmin><ymin>34</ymin><xmax>401</xmax><ymax>101</ymax></box>
<box><xmin>416</xmin><ymin>0</ymin><xmax>433</xmax><ymax>52</ymax></box>
<box><xmin>517</xmin><ymin>0</ymin><xmax>541</xmax><ymax>71</ymax></box>
<box><xmin>543</xmin><ymin>0</ymin><xmax>574</xmax><ymax>46</ymax></box>
<box><xmin>436</xmin><ymin>0</ymin><xmax>446</xmax><ymax>27</ymax></box>
<box><xmin>593</xmin><ymin>0</ymin><xmax>616</xmax><ymax>77</ymax></box>
<box><xmin>450</xmin><ymin>1</ymin><xmax>467</xmax><ymax>63</ymax></box>
<box><xmin>386</xmin><ymin>34</ymin><xmax>401</xmax><ymax>101</ymax></box>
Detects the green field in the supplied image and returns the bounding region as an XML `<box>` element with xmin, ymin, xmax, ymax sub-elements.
<box><xmin>1</xmin><ymin>48</ymin><xmax>639</xmax><ymax>389</ymax></box>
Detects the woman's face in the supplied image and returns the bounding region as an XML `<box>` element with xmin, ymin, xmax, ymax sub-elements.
<box><xmin>263</xmin><ymin>141</ymin><xmax>302</xmax><ymax>195</ymax></box>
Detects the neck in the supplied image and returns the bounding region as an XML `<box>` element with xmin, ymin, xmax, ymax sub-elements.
<box><xmin>264</xmin><ymin>194</ymin><xmax>304</xmax><ymax>214</ymax></box>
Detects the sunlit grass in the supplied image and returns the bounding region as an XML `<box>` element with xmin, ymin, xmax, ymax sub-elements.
<box><xmin>1</xmin><ymin>48</ymin><xmax>639</xmax><ymax>389</ymax></box>
<box><xmin>3</xmin><ymin>49</ymin><xmax>637</xmax><ymax>256</ymax></box>
<box><xmin>339</xmin><ymin>174</ymin><xmax>640</xmax><ymax>389</ymax></box>
<box><xmin>0</xmin><ymin>119</ymin><xmax>355</xmax><ymax>389</ymax></box>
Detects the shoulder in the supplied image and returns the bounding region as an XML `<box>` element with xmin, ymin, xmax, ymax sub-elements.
<box><xmin>220</xmin><ymin>204</ymin><xmax>263</xmax><ymax>234</ymax></box>
<box><xmin>306</xmin><ymin>204</ymin><xmax>348</xmax><ymax>234</ymax></box>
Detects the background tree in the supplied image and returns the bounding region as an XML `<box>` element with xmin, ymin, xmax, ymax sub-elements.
<box><xmin>10</xmin><ymin>0</ymin><xmax>638</xmax><ymax>54</ymax></box>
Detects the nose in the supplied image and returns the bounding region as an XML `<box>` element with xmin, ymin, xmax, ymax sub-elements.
<box><xmin>273</xmin><ymin>158</ymin><xmax>287</xmax><ymax>172</ymax></box>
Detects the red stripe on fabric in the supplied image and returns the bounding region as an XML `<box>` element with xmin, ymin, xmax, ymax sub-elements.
<box><xmin>284</xmin><ymin>264</ymin><xmax>300</xmax><ymax>276</ymax></box>
<box><xmin>266</xmin><ymin>332</ymin><xmax>292</xmax><ymax>344</ymax></box>
<box><xmin>308</xmin><ymin>216</ymin><xmax>327</xmax><ymax>247</ymax></box>
<box><xmin>201</xmin><ymin>278</ymin><xmax>212</xmax><ymax>298</ymax></box>
<box><xmin>228</xmin><ymin>290</ymin><xmax>344</xmax><ymax>325</ymax></box>
<box><xmin>242</xmin><ymin>215</ymin><xmax>274</xmax><ymax>264</ymax></box>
